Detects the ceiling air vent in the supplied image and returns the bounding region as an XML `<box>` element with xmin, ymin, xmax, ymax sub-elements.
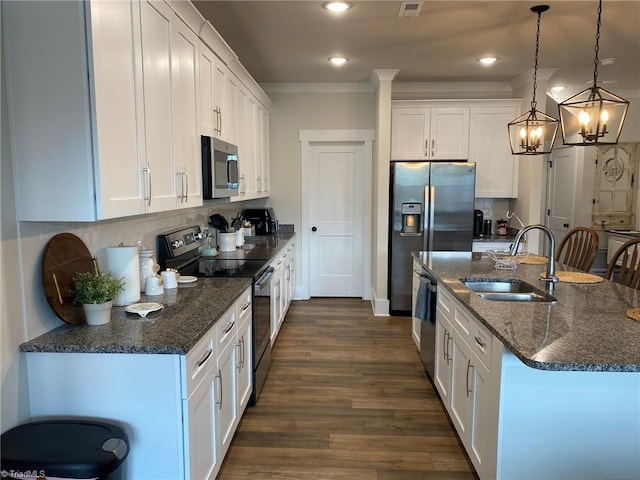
<box><xmin>398</xmin><ymin>1</ymin><xmax>423</xmax><ymax>18</ymax></box>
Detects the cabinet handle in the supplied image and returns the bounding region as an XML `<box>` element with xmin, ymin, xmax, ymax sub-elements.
<box><xmin>240</xmin><ymin>336</ymin><xmax>245</xmax><ymax>368</ymax></box>
<box><xmin>431</xmin><ymin>139</ymin><xmax>435</xmax><ymax>157</ymax></box>
<box><xmin>263</xmin><ymin>177</ymin><xmax>268</xmax><ymax>192</ymax></box>
<box><xmin>257</xmin><ymin>176</ymin><xmax>262</xmax><ymax>192</ymax></box>
<box><xmin>196</xmin><ymin>348</ymin><xmax>213</xmax><ymax>368</ymax></box>
<box><xmin>215</xmin><ymin>369</ymin><xmax>223</xmax><ymax>409</ymax></box>
<box><xmin>184</xmin><ymin>169</ymin><xmax>189</xmax><ymax>202</ymax></box>
<box><xmin>424</xmin><ymin>139</ymin><xmax>429</xmax><ymax>157</ymax></box>
<box><xmin>466</xmin><ymin>359</ymin><xmax>473</xmax><ymax>398</ymax></box>
<box><xmin>143</xmin><ymin>163</ymin><xmax>152</xmax><ymax>206</ymax></box>
<box><xmin>443</xmin><ymin>329</ymin><xmax>449</xmax><ymax>362</ymax></box>
<box><xmin>474</xmin><ymin>334</ymin><xmax>486</xmax><ymax>349</ymax></box>
<box><xmin>223</xmin><ymin>320</ymin><xmax>235</xmax><ymax>334</ymax></box>
<box><xmin>241</xmin><ymin>301</ymin><xmax>251</xmax><ymax>312</ymax></box>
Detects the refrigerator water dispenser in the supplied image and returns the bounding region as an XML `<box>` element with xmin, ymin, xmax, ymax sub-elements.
<box><xmin>401</xmin><ymin>203</ymin><xmax>422</xmax><ymax>235</ymax></box>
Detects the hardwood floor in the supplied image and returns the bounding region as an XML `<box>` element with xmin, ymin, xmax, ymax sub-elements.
<box><xmin>218</xmin><ymin>298</ymin><xmax>478</xmax><ymax>480</ymax></box>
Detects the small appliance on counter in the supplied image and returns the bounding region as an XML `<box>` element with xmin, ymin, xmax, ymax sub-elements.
<box><xmin>473</xmin><ymin>210</ymin><xmax>484</xmax><ymax>237</ymax></box>
<box><xmin>243</xmin><ymin>208</ymin><xmax>278</xmax><ymax>235</ymax></box>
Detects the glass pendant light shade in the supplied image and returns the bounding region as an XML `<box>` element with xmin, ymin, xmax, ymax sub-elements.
<box><xmin>508</xmin><ymin>5</ymin><xmax>558</xmax><ymax>156</ymax></box>
<box><xmin>559</xmin><ymin>0</ymin><xmax>629</xmax><ymax>146</ymax></box>
<box><xmin>559</xmin><ymin>86</ymin><xmax>629</xmax><ymax>145</ymax></box>
<box><xmin>508</xmin><ymin>107</ymin><xmax>559</xmax><ymax>155</ymax></box>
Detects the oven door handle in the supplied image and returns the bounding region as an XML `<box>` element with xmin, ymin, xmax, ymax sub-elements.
<box><xmin>255</xmin><ymin>266</ymin><xmax>275</xmax><ymax>289</ymax></box>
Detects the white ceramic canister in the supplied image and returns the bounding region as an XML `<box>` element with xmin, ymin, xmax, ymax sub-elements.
<box><xmin>139</xmin><ymin>249</ymin><xmax>155</xmax><ymax>292</ymax></box>
<box><xmin>218</xmin><ymin>233</ymin><xmax>236</xmax><ymax>252</ymax></box>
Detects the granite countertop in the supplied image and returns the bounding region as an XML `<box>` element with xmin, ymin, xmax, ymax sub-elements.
<box><xmin>21</xmin><ymin>232</ymin><xmax>297</xmax><ymax>355</ymax></box>
<box><xmin>20</xmin><ymin>277</ymin><xmax>253</xmax><ymax>355</ymax></box>
<box><xmin>472</xmin><ymin>234</ymin><xmax>518</xmax><ymax>243</ymax></box>
<box><xmin>413</xmin><ymin>251</ymin><xmax>640</xmax><ymax>372</ymax></box>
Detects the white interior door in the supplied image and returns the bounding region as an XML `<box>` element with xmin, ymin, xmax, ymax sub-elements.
<box><xmin>546</xmin><ymin>148</ymin><xmax>577</xmax><ymax>244</ymax></box>
<box><xmin>308</xmin><ymin>143</ymin><xmax>365</xmax><ymax>297</ymax></box>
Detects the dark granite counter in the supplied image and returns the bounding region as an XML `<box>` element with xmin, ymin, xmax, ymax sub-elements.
<box><xmin>413</xmin><ymin>251</ymin><xmax>640</xmax><ymax>372</ymax></box>
<box><xmin>21</xmin><ymin>232</ymin><xmax>297</xmax><ymax>355</ymax></box>
<box><xmin>20</xmin><ymin>277</ymin><xmax>252</xmax><ymax>354</ymax></box>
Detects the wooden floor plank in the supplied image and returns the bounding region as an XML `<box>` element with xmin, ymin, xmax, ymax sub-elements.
<box><xmin>217</xmin><ymin>298</ymin><xmax>477</xmax><ymax>480</ymax></box>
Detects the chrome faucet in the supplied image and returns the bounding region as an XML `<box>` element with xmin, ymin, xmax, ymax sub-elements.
<box><xmin>511</xmin><ymin>224</ymin><xmax>559</xmax><ymax>284</ymax></box>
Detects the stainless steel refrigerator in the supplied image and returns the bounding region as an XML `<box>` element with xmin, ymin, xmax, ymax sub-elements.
<box><xmin>389</xmin><ymin>161</ymin><xmax>476</xmax><ymax>314</ymax></box>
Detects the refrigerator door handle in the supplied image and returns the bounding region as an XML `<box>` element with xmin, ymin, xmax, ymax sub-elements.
<box><xmin>425</xmin><ymin>185</ymin><xmax>435</xmax><ymax>250</ymax></box>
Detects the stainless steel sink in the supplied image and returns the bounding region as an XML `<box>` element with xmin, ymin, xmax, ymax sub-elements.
<box><xmin>461</xmin><ymin>278</ymin><xmax>557</xmax><ymax>303</ymax></box>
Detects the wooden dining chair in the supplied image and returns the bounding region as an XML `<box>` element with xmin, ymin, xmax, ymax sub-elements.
<box><xmin>555</xmin><ymin>227</ymin><xmax>600</xmax><ymax>272</ymax></box>
<box><xmin>605</xmin><ymin>238</ymin><xmax>640</xmax><ymax>289</ymax></box>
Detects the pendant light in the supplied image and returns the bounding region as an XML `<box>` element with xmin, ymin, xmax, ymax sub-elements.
<box><xmin>558</xmin><ymin>0</ymin><xmax>629</xmax><ymax>145</ymax></box>
<box><xmin>508</xmin><ymin>5</ymin><xmax>558</xmax><ymax>156</ymax></box>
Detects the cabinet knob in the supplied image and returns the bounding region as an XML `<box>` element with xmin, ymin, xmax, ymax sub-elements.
<box><xmin>311</xmin><ymin>226</ymin><xmax>317</xmax><ymax>232</ymax></box>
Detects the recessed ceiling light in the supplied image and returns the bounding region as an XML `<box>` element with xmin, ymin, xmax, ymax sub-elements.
<box><xmin>478</xmin><ymin>57</ymin><xmax>498</xmax><ymax>66</ymax></box>
<box><xmin>551</xmin><ymin>86</ymin><xmax>566</xmax><ymax>92</ymax></box>
<box><xmin>323</xmin><ymin>1</ymin><xmax>352</xmax><ymax>13</ymax></box>
<box><xmin>329</xmin><ymin>56</ymin><xmax>348</xmax><ymax>66</ymax></box>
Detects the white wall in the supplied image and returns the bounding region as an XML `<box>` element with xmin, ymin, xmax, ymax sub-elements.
<box><xmin>264</xmin><ymin>89</ymin><xmax>376</xmax><ymax>229</ymax></box>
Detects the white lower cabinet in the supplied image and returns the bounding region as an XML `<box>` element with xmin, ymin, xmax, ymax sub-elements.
<box><xmin>270</xmin><ymin>238</ymin><xmax>296</xmax><ymax>345</ymax></box>
<box><xmin>236</xmin><ymin>289</ymin><xmax>253</xmax><ymax>410</ymax></box>
<box><xmin>434</xmin><ymin>280</ymin><xmax>640</xmax><ymax>480</ymax></box>
<box><xmin>434</xmin><ymin>285</ymin><xmax>499</xmax><ymax>480</ymax></box>
<box><xmin>25</xmin><ymin>288</ymin><xmax>253</xmax><ymax>480</ymax></box>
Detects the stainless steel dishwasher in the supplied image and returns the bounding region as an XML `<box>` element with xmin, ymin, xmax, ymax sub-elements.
<box><xmin>417</xmin><ymin>269</ymin><xmax>438</xmax><ymax>381</ymax></box>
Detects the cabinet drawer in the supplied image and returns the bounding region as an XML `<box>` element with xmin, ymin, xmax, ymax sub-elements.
<box><xmin>185</xmin><ymin>327</ymin><xmax>217</xmax><ymax>397</ymax></box>
<box><xmin>216</xmin><ymin>305</ymin><xmax>237</xmax><ymax>352</ymax></box>
<box><xmin>438</xmin><ymin>286</ymin><xmax>455</xmax><ymax>318</ymax></box>
<box><xmin>468</xmin><ymin>316</ymin><xmax>493</xmax><ymax>369</ymax></box>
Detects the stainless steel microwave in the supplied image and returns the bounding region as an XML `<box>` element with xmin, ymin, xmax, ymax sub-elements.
<box><xmin>201</xmin><ymin>136</ymin><xmax>239</xmax><ymax>198</ymax></box>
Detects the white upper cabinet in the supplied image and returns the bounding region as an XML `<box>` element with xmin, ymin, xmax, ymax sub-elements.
<box><xmin>139</xmin><ymin>0</ymin><xmax>177</xmax><ymax>213</ymax></box>
<box><xmin>4</xmin><ymin>0</ymin><xmax>206</xmax><ymax>221</ymax></box>
<box><xmin>171</xmin><ymin>16</ymin><xmax>202</xmax><ymax>208</ymax></box>
<box><xmin>4</xmin><ymin>0</ymin><xmax>146</xmax><ymax>221</ymax></box>
<box><xmin>469</xmin><ymin>104</ymin><xmax>520</xmax><ymax>198</ymax></box>
<box><xmin>391</xmin><ymin>106</ymin><xmax>469</xmax><ymax>160</ymax></box>
<box><xmin>391</xmin><ymin>100</ymin><xmax>521</xmax><ymax>199</ymax></box>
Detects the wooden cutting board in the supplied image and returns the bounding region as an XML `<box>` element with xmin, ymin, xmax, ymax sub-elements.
<box><xmin>41</xmin><ymin>233</ymin><xmax>96</xmax><ymax>324</ymax></box>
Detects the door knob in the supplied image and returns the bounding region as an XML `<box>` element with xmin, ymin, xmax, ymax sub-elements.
<box><xmin>311</xmin><ymin>226</ymin><xmax>317</xmax><ymax>232</ymax></box>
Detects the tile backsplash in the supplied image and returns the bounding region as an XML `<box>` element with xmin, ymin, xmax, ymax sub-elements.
<box><xmin>474</xmin><ymin>198</ymin><xmax>511</xmax><ymax>224</ymax></box>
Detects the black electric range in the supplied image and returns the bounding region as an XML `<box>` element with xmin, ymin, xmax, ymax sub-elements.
<box><xmin>157</xmin><ymin>225</ymin><xmax>270</xmax><ymax>278</ymax></box>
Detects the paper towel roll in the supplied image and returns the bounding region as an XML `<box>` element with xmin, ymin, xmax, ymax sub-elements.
<box><xmin>107</xmin><ymin>246</ymin><xmax>140</xmax><ymax>306</ymax></box>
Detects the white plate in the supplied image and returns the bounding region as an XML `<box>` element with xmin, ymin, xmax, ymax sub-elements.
<box><xmin>177</xmin><ymin>275</ymin><xmax>198</xmax><ymax>284</ymax></box>
<box><xmin>125</xmin><ymin>302</ymin><xmax>163</xmax><ymax>317</ymax></box>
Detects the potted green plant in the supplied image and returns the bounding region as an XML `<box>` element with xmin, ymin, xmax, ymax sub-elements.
<box><xmin>72</xmin><ymin>271</ymin><xmax>125</xmax><ymax>325</ymax></box>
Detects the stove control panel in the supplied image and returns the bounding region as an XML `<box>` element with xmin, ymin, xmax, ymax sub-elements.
<box><xmin>157</xmin><ymin>225</ymin><xmax>206</xmax><ymax>269</ymax></box>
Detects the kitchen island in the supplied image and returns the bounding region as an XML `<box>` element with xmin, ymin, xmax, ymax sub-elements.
<box><xmin>413</xmin><ymin>251</ymin><xmax>640</xmax><ymax>480</ymax></box>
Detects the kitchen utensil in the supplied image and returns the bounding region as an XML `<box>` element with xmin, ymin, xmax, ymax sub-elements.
<box><xmin>209</xmin><ymin>214</ymin><xmax>228</xmax><ymax>232</ymax></box>
<box><xmin>42</xmin><ymin>233</ymin><xmax>96</xmax><ymax>325</ymax></box>
<box><xmin>161</xmin><ymin>270</ymin><xmax>178</xmax><ymax>289</ymax></box>
<box><xmin>138</xmin><ymin>246</ymin><xmax>155</xmax><ymax>292</ymax></box>
<box><xmin>125</xmin><ymin>302</ymin><xmax>163</xmax><ymax>317</ymax></box>
<box><xmin>218</xmin><ymin>232</ymin><xmax>236</xmax><ymax>252</ymax></box>
<box><xmin>145</xmin><ymin>275</ymin><xmax>164</xmax><ymax>295</ymax></box>
<box><xmin>177</xmin><ymin>275</ymin><xmax>197</xmax><ymax>284</ymax></box>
